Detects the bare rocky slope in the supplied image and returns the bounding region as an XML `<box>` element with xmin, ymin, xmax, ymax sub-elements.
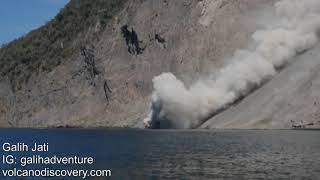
<box><xmin>201</xmin><ymin>45</ymin><xmax>320</xmax><ymax>129</ymax></box>
<box><xmin>3</xmin><ymin>0</ymin><xmax>318</xmax><ymax>129</ymax></box>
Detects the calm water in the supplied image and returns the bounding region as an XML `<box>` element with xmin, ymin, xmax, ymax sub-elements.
<box><xmin>0</xmin><ymin>129</ymin><xmax>319</xmax><ymax>179</ymax></box>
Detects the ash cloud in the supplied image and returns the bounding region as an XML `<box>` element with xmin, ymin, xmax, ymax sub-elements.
<box><xmin>144</xmin><ymin>0</ymin><xmax>320</xmax><ymax>129</ymax></box>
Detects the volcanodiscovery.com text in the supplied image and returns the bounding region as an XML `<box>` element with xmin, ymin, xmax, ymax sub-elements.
<box><xmin>2</xmin><ymin>168</ymin><xmax>111</xmax><ymax>179</ymax></box>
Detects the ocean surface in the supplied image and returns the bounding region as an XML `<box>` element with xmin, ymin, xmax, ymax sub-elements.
<box><xmin>0</xmin><ymin>129</ymin><xmax>319</xmax><ymax>179</ymax></box>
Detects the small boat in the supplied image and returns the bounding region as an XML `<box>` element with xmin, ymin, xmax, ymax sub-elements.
<box><xmin>291</xmin><ymin>120</ymin><xmax>320</xmax><ymax>130</ymax></box>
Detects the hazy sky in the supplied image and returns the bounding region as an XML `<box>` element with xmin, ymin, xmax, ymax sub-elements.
<box><xmin>0</xmin><ymin>0</ymin><xmax>69</xmax><ymax>45</ymax></box>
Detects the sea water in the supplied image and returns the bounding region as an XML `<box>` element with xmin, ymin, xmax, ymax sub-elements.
<box><xmin>0</xmin><ymin>129</ymin><xmax>319</xmax><ymax>179</ymax></box>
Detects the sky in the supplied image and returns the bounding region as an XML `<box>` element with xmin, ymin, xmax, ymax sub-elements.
<box><xmin>0</xmin><ymin>0</ymin><xmax>69</xmax><ymax>45</ymax></box>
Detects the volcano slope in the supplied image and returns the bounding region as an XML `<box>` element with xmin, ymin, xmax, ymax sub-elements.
<box><xmin>0</xmin><ymin>0</ymin><xmax>273</xmax><ymax>128</ymax></box>
<box><xmin>201</xmin><ymin>45</ymin><xmax>320</xmax><ymax>129</ymax></box>
<box><xmin>143</xmin><ymin>0</ymin><xmax>320</xmax><ymax>129</ymax></box>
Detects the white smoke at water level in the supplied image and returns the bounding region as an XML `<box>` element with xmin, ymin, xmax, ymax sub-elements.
<box><xmin>144</xmin><ymin>0</ymin><xmax>320</xmax><ymax>129</ymax></box>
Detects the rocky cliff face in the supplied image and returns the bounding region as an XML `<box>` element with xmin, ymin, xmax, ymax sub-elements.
<box><xmin>141</xmin><ymin>0</ymin><xmax>320</xmax><ymax>129</ymax></box>
<box><xmin>0</xmin><ymin>0</ymin><xmax>290</xmax><ymax>128</ymax></box>
<box><xmin>201</xmin><ymin>45</ymin><xmax>320</xmax><ymax>129</ymax></box>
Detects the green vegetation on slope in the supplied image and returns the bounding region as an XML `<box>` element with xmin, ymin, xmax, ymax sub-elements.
<box><xmin>0</xmin><ymin>0</ymin><xmax>127</xmax><ymax>91</ymax></box>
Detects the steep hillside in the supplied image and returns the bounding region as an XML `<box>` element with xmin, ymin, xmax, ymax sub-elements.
<box><xmin>143</xmin><ymin>0</ymin><xmax>320</xmax><ymax>129</ymax></box>
<box><xmin>0</xmin><ymin>0</ymin><xmax>276</xmax><ymax>128</ymax></box>
<box><xmin>0</xmin><ymin>0</ymin><xmax>128</xmax><ymax>127</ymax></box>
<box><xmin>0</xmin><ymin>0</ymin><xmax>127</xmax><ymax>91</ymax></box>
<box><xmin>201</xmin><ymin>45</ymin><xmax>320</xmax><ymax>129</ymax></box>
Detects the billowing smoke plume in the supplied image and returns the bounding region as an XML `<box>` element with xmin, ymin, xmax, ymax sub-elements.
<box><xmin>144</xmin><ymin>0</ymin><xmax>320</xmax><ymax>129</ymax></box>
